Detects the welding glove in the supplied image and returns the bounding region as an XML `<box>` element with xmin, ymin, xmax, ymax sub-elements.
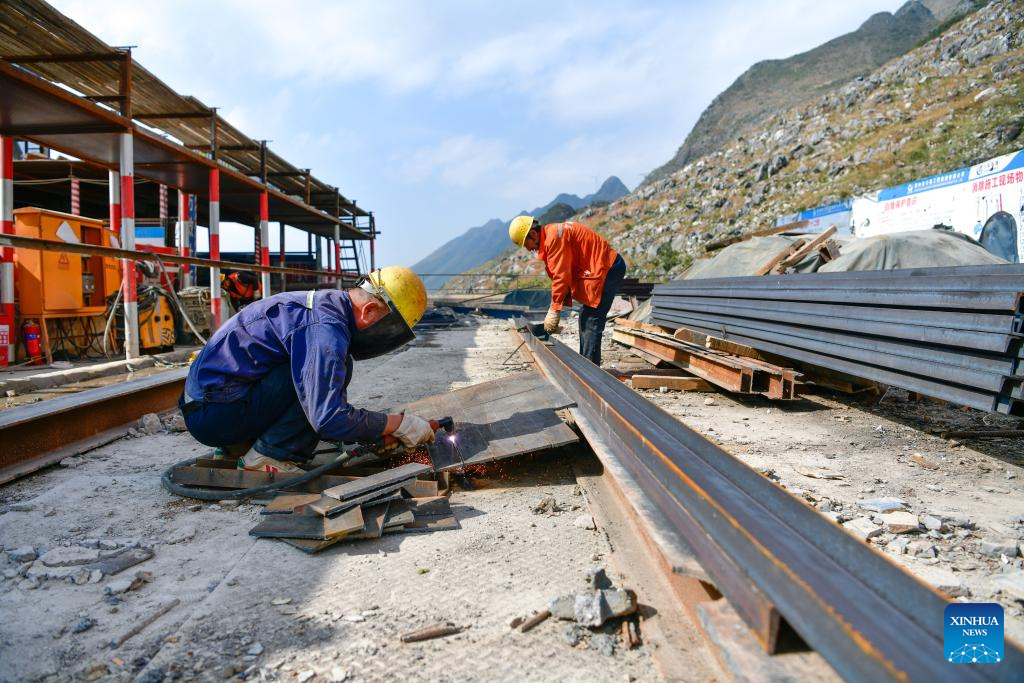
<box><xmin>393</xmin><ymin>413</ymin><xmax>437</xmax><ymax>448</ymax></box>
<box><xmin>543</xmin><ymin>306</ymin><xmax>561</xmax><ymax>334</ymax></box>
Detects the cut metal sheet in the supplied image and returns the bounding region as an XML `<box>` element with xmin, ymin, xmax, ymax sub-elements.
<box><xmin>399</xmin><ymin>370</ymin><xmax>578</xmax><ymax>471</ymax></box>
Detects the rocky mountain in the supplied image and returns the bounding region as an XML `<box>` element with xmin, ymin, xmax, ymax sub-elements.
<box><xmin>414</xmin><ymin>176</ymin><xmax>628</xmax><ymax>291</ymax></box>
<box><xmin>643</xmin><ymin>0</ymin><xmax>981</xmax><ymax>185</ymax></box>
<box><xmin>446</xmin><ymin>0</ymin><xmax>1022</xmax><ymax>290</ymax></box>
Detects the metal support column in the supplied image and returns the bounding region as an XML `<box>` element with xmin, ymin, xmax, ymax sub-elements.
<box><xmin>177</xmin><ymin>191</ymin><xmax>192</xmax><ymax>288</ymax></box>
<box><xmin>278</xmin><ymin>222</ymin><xmax>286</xmax><ymax>292</ymax></box>
<box><xmin>333</xmin><ymin>225</ymin><xmax>342</xmax><ymax>289</ymax></box>
<box><xmin>314</xmin><ymin>237</ymin><xmax>322</xmax><ymax>286</ymax></box>
<box><xmin>0</xmin><ymin>137</ymin><xmax>14</xmax><ymax>366</ymax></box>
<box><xmin>70</xmin><ymin>176</ymin><xmax>80</xmax><ymax>215</ymax></box>
<box><xmin>119</xmin><ymin>133</ymin><xmax>139</xmax><ymax>360</ymax></box>
<box><xmin>108</xmin><ymin>170</ymin><xmax>120</xmax><ymax>239</ymax></box>
<box><xmin>259</xmin><ymin>191</ymin><xmax>270</xmax><ymax>298</ymax></box>
<box><xmin>158</xmin><ymin>184</ymin><xmax>169</xmax><ymax>245</ymax></box>
<box><xmin>369</xmin><ymin>211</ymin><xmax>376</xmax><ymax>272</ymax></box>
<box><xmin>209</xmin><ymin>169</ymin><xmax>222</xmax><ymax>329</ymax></box>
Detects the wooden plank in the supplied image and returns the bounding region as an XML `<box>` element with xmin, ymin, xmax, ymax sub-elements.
<box><xmin>753</xmin><ymin>239</ymin><xmax>807</xmax><ymax>276</ymax></box>
<box><xmin>773</xmin><ymin>225</ymin><xmax>837</xmax><ymax>273</ymax></box>
<box><xmin>402</xmin><ymin>370</ymin><xmax>579</xmax><ymax>472</ymax></box>
<box><xmin>320</xmin><ymin>463</ymin><xmax>431</xmax><ymax>501</ymax></box>
<box><xmin>631</xmin><ymin>375</ymin><xmax>714</xmax><ymax>392</ymax></box>
<box><xmin>249</xmin><ymin>506</ymin><xmax>364</xmax><ymax>540</ymax></box>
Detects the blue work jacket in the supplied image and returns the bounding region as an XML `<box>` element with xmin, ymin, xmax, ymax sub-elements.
<box><xmin>185</xmin><ymin>290</ymin><xmax>388</xmax><ymax>442</ymax></box>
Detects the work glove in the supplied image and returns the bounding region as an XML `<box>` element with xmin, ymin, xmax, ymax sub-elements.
<box><xmin>393</xmin><ymin>413</ymin><xmax>437</xmax><ymax>448</ymax></box>
<box><xmin>544</xmin><ymin>306</ymin><xmax>561</xmax><ymax>334</ymax></box>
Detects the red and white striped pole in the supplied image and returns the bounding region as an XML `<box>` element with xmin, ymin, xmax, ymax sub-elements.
<box><xmin>177</xmin><ymin>190</ymin><xmax>191</xmax><ymax>288</ymax></box>
<box><xmin>0</xmin><ymin>137</ymin><xmax>15</xmax><ymax>366</ymax></box>
<box><xmin>158</xmin><ymin>183</ymin><xmax>168</xmax><ymax>236</ymax></box>
<box><xmin>333</xmin><ymin>224</ymin><xmax>342</xmax><ymax>289</ymax></box>
<box><xmin>119</xmin><ymin>133</ymin><xmax>139</xmax><ymax>359</ymax></box>
<box><xmin>209</xmin><ymin>169</ymin><xmax>222</xmax><ymax>328</ymax></box>
<box><xmin>108</xmin><ymin>169</ymin><xmax>121</xmax><ymax>238</ymax></box>
<box><xmin>70</xmin><ymin>176</ymin><xmax>80</xmax><ymax>215</ymax></box>
<box><xmin>259</xmin><ymin>191</ymin><xmax>270</xmax><ymax>298</ymax></box>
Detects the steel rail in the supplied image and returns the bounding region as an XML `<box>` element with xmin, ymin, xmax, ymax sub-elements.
<box><xmin>0</xmin><ymin>367</ymin><xmax>187</xmax><ymax>484</ymax></box>
<box><xmin>517</xmin><ymin>321</ymin><xmax>1023</xmax><ymax>682</ymax></box>
<box><xmin>656</xmin><ymin>270</ymin><xmax>1024</xmax><ymax>292</ymax></box>
<box><xmin>654</xmin><ymin>294</ymin><xmax>1022</xmax><ymax>334</ymax></box>
<box><xmin>652</xmin><ymin>312</ymin><xmax>1019</xmax><ymax>414</ymax></box>
<box><xmin>652</xmin><ymin>285</ymin><xmax>1023</xmax><ymax>311</ymax></box>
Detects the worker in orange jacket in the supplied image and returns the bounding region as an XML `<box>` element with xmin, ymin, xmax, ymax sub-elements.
<box><xmin>509</xmin><ymin>216</ymin><xmax>626</xmax><ymax>366</ymax></box>
<box><xmin>221</xmin><ymin>270</ymin><xmax>261</xmax><ymax>310</ymax></box>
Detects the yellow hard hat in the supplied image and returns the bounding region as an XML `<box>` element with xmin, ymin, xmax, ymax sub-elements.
<box><xmin>509</xmin><ymin>215</ymin><xmax>536</xmax><ymax>247</ymax></box>
<box><xmin>366</xmin><ymin>265</ymin><xmax>427</xmax><ymax>329</ymax></box>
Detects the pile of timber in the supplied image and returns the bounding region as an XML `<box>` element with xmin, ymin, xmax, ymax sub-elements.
<box><xmin>650</xmin><ymin>264</ymin><xmax>1024</xmax><ymax>415</ymax></box>
<box><xmin>168</xmin><ymin>460</ymin><xmax>457</xmax><ymax>554</ymax></box>
<box><xmin>611</xmin><ymin>319</ymin><xmax>799</xmax><ymax>400</ymax></box>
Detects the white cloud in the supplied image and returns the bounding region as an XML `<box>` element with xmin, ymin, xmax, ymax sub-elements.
<box><xmin>399</xmin><ymin>135</ymin><xmax>511</xmax><ymax>187</ymax></box>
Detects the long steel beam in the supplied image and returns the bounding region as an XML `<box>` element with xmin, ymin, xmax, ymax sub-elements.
<box><xmin>517</xmin><ymin>321</ymin><xmax>1022</xmax><ymax>682</ymax></box>
<box><xmin>652</xmin><ymin>286</ymin><xmax>1023</xmax><ymax>312</ymax></box>
<box><xmin>653</xmin><ymin>312</ymin><xmax>1019</xmax><ymax>414</ymax></box>
<box><xmin>0</xmin><ymin>367</ymin><xmax>186</xmax><ymax>484</ymax></box>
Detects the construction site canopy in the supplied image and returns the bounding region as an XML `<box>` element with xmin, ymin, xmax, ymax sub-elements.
<box><xmin>0</xmin><ymin>0</ymin><xmax>369</xmax><ymax>240</ymax></box>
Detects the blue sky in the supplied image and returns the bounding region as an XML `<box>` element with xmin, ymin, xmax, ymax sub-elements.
<box><xmin>51</xmin><ymin>0</ymin><xmax>904</xmax><ymax>270</ymax></box>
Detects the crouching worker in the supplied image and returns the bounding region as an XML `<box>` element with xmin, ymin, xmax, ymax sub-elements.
<box><xmin>180</xmin><ymin>266</ymin><xmax>436</xmax><ymax>472</ymax></box>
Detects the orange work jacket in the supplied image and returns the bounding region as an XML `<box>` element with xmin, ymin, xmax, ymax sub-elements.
<box><xmin>537</xmin><ymin>222</ymin><xmax>617</xmax><ymax>310</ymax></box>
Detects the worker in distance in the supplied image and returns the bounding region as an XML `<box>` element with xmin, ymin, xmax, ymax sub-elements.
<box><xmin>179</xmin><ymin>266</ymin><xmax>438</xmax><ymax>473</ymax></box>
<box><xmin>509</xmin><ymin>216</ymin><xmax>626</xmax><ymax>366</ymax></box>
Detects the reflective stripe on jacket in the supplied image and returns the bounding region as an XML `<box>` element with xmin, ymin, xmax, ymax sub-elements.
<box><xmin>185</xmin><ymin>290</ymin><xmax>387</xmax><ymax>442</ymax></box>
<box><xmin>537</xmin><ymin>222</ymin><xmax>617</xmax><ymax>310</ymax></box>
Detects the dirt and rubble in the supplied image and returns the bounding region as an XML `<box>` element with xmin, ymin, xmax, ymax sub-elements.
<box><xmin>0</xmin><ymin>320</ymin><xmax>665</xmax><ymax>683</ymax></box>
<box><xmin>554</xmin><ymin>315</ymin><xmax>1024</xmax><ymax>643</ymax></box>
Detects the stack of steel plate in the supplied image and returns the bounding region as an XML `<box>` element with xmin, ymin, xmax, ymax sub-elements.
<box><xmin>651</xmin><ymin>264</ymin><xmax>1024</xmax><ymax>414</ymax></box>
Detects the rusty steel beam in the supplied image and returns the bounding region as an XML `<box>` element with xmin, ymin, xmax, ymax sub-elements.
<box><xmin>0</xmin><ymin>368</ymin><xmax>187</xmax><ymax>484</ymax></box>
<box><xmin>516</xmin><ymin>320</ymin><xmax>1021</xmax><ymax>683</ymax></box>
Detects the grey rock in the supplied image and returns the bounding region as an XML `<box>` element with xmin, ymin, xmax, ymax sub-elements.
<box><xmin>991</xmin><ymin>571</ymin><xmax>1024</xmax><ymax>601</ymax></box>
<box><xmin>88</xmin><ymin>570</ymin><xmax>103</xmax><ymax>584</ymax></box>
<box><xmin>587</xmin><ymin>566</ymin><xmax>612</xmax><ymax>590</ymax></box>
<box><xmin>590</xmin><ymin>633</ymin><xmax>617</xmax><ymax>657</ymax></box>
<box><xmin>857</xmin><ymin>497</ymin><xmax>906</xmax><ymax>513</ymax></box>
<box><xmin>932</xmin><ymin>511</ymin><xmax>971</xmax><ymax>528</ymax></box>
<box><xmin>139</xmin><ymin>412</ymin><xmax>163</xmax><ymax>435</ymax></box>
<box><xmin>913</xmin><ymin>564</ymin><xmax>965</xmax><ymax>597</ymax></box>
<box><xmin>980</xmin><ymin>538</ymin><xmax>1019</xmax><ymax>558</ymax></box>
<box><xmin>7</xmin><ymin>546</ymin><xmax>37</xmax><ymax>563</ymax></box>
<box><xmin>328</xmin><ymin>667</ymin><xmax>348</xmax><ymax>683</ymax></box>
<box><xmin>573</xmin><ymin>515</ymin><xmax>596</xmax><ymax>531</ymax></box>
<box><xmin>532</xmin><ymin>496</ymin><xmax>561</xmax><ymax>515</ymax></box>
<box><xmin>883</xmin><ymin>511</ymin><xmax>920</xmax><ymax>534</ymax></box>
<box><xmin>19</xmin><ymin>577</ymin><xmax>40</xmax><ymax>590</ymax></box>
<box><xmin>908</xmin><ymin>540</ymin><xmax>937</xmax><ymax>558</ymax></box>
<box><xmin>574</xmin><ymin>592</ymin><xmax>609</xmax><ymax>627</ymax></box>
<box><xmin>98</xmin><ymin>540</ymin><xmax>119</xmax><ymax>551</ymax></box>
<box><xmin>844</xmin><ymin>517</ymin><xmax>883</xmax><ymax>542</ymax></box>
<box><xmin>80</xmin><ymin>538</ymin><xmax>99</xmax><ymax>549</ymax></box>
<box><xmin>550</xmin><ymin>594</ymin><xmax>576</xmax><ymax>620</ymax></box>
<box><xmin>922</xmin><ymin>515</ymin><xmax>943</xmax><ymax>532</ymax></box>
<box><xmin>563</xmin><ymin>624</ymin><xmax>585</xmax><ymax>647</ymax></box>
<box><xmin>247</xmin><ymin>642</ymin><xmax>264</xmax><ymax>656</ymax></box>
<box><xmin>164</xmin><ymin>414</ymin><xmax>187</xmax><ymax>432</ymax></box>
<box><xmin>70</xmin><ymin>616</ymin><xmax>96</xmax><ymax>634</ymax></box>
<box><xmin>39</xmin><ymin>546</ymin><xmax>101</xmax><ymax>567</ymax></box>
<box><xmin>165</xmin><ymin>525</ymin><xmax>197</xmax><ymax>545</ymax></box>
<box><xmin>964</xmin><ymin>35</ymin><xmax>1010</xmax><ymax>67</ymax></box>
<box><xmin>297</xmin><ymin>671</ymin><xmax>315</xmax><ymax>683</ymax></box>
<box><xmin>603</xmin><ymin>589</ymin><xmax>637</xmax><ymax>618</ymax></box>
<box><xmin>8</xmin><ymin>502</ymin><xmax>36</xmax><ymax>512</ymax></box>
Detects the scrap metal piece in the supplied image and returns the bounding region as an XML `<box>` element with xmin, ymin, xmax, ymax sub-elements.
<box><xmin>400</xmin><ymin>623</ymin><xmax>463</xmax><ymax>643</ymax></box>
<box><xmin>399</xmin><ymin>371</ymin><xmax>578</xmax><ymax>471</ymax></box>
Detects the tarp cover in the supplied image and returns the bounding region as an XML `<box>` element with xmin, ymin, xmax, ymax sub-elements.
<box><xmin>682</xmin><ymin>235</ymin><xmax>831</xmax><ymax>279</ymax></box>
<box><xmin>817</xmin><ymin>229</ymin><xmax>1007</xmax><ymax>272</ymax></box>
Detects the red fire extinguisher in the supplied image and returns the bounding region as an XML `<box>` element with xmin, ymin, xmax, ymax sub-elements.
<box><xmin>22</xmin><ymin>320</ymin><xmax>43</xmax><ymax>365</ymax></box>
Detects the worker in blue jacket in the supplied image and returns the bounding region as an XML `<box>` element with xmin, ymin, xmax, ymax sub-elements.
<box><xmin>180</xmin><ymin>266</ymin><xmax>436</xmax><ymax>473</ymax></box>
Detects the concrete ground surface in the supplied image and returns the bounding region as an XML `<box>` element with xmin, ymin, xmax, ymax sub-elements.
<box><xmin>3</xmin><ymin>314</ymin><xmax>1023</xmax><ymax>682</ymax></box>
<box><xmin>0</xmin><ymin>321</ymin><xmax>664</xmax><ymax>683</ymax></box>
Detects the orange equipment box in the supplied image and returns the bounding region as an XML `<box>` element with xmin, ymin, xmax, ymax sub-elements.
<box><xmin>13</xmin><ymin>208</ymin><xmax>121</xmax><ymax>316</ymax></box>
